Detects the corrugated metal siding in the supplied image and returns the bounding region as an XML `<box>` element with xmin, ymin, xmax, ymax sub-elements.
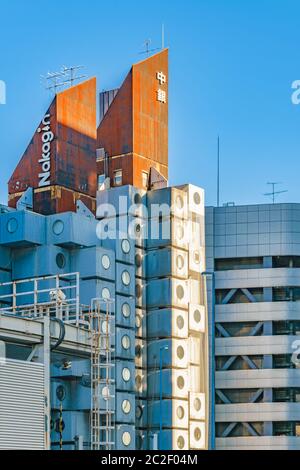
<box><xmin>0</xmin><ymin>359</ymin><xmax>45</xmax><ymax>450</ymax></box>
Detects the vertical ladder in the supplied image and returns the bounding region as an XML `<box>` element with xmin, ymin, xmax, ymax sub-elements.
<box><xmin>90</xmin><ymin>298</ymin><xmax>115</xmax><ymax>450</ymax></box>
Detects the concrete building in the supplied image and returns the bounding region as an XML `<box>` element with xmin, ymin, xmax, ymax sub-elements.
<box><xmin>206</xmin><ymin>203</ymin><xmax>300</xmax><ymax>450</ymax></box>
<box><xmin>0</xmin><ymin>50</ymin><xmax>209</xmax><ymax>451</ymax></box>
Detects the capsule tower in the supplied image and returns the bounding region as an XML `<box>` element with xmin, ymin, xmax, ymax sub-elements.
<box><xmin>0</xmin><ymin>50</ymin><xmax>209</xmax><ymax>450</ymax></box>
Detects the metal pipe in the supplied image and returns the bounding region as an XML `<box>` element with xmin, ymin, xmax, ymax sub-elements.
<box><xmin>201</xmin><ymin>271</ymin><xmax>216</xmax><ymax>450</ymax></box>
<box><xmin>159</xmin><ymin>345</ymin><xmax>168</xmax><ymax>450</ymax></box>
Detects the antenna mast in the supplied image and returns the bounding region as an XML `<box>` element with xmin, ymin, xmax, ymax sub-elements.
<box><xmin>217</xmin><ymin>136</ymin><xmax>220</xmax><ymax>207</ymax></box>
<box><xmin>41</xmin><ymin>65</ymin><xmax>86</xmax><ymax>94</ymax></box>
<box><xmin>264</xmin><ymin>182</ymin><xmax>288</xmax><ymax>204</ymax></box>
<box><xmin>139</xmin><ymin>39</ymin><xmax>160</xmax><ymax>57</ymax></box>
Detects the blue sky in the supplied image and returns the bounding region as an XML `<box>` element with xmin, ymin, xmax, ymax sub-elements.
<box><xmin>0</xmin><ymin>0</ymin><xmax>300</xmax><ymax>206</ymax></box>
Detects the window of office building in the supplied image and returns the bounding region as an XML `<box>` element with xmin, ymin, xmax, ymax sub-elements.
<box><xmin>215</xmin><ymin>257</ymin><xmax>263</xmax><ymax>271</ymax></box>
<box><xmin>114</xmin><ymin>169</ymin><xmax>122</xmax><ymax>186</ymax></box>
<box><xmin>273</xmin><ymin>256</ymin><xmax>300</xmax><ymax>268</ymax></box>
<box><xmin>98</xmin><ymin>174</ymin><xmax>105</xmax><ymax>190</ymax></box>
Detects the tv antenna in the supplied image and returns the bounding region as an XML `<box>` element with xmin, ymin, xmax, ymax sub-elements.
<box><xmin>139</xmin><ymin>39</ymin><xmax>160</xmax><ymax>57</ymax></box>
<box><xmin>41</xmin><ymin>65</ymin><xmax>86</xmax><ymax>94</ymax></box>
<box><xmin>264</xmin><ymin>182</ymin><xmax>288</xmax><ymax>204</ymax></box>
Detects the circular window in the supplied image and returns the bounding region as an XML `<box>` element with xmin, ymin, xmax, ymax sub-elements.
<box><xmin>135</xmin><ymin>344</ymin><xmax>142</xmax><ymax>358</ymax></box>
<box><xmin>101</xmin><ymin>255</ymin><xmax>111</xmax><ymax>270</ymax></box>
<box><xmin>122</xmin><ymin>335</ymin><xmax>131</xmax><ymax>350</ymax></box>
<box><xmin>122</xmin><ymin>399</ymin><xmax>131</xmax><ymax>414</ymax></box>
<box><xmin>135</xmin><ymin>254</ymin><xmax>142</xmax><ymax>268</ymax></box>
<box><xmin>176</xmin><ymin>315</ymin><xmax>184</xmax><ymax>330</ymax></box>
<box><xmin>122</xmin><ymin>367</ymin><xmax>131</xmax><ymax>382</ymax></box>
<box><xmin>193</xmin><ymin>251</ymin><xmax>201</xmax><ymax>264</ymax></box>
<box><xmin>122</xmin><ymin>270</ymin><xmax>131</xmax><ymax>286</ymax></box>
<box><xmin>177</xmin><ymin>376</ymin><xmax>185</xmax><ymax>390</ymax></box>
<box><xmin>102</xmin><ymin>288</ymin><xmax>111</xmax><ymax>300</ymax></box>
<box><xmin>122</xmin><ymin>431</ymin><xmax>131</xmax><ymax>447</ymax></box>
<box><xmin>122</xmin><ymin>302</ymin><xmax>131</xmax><ymax>318</ymax></box>
<box><xmin>121</xmin><ymin>239</ymin><xmax>131</xmax><ymax>254</ymax></box>
<box><xmin>177</xmin><ymin>436</ymin><xmax>185</xmax><ymax>450</ymax></box>
<box><xmin>135</xmin><ymin>375</ymin><xmax>142</xmax><ymax>389</ymax></box>
<box><xmin>176</xmin><ymin>195</ymin><xmax>184</xmax><ymax>209</ymax></box>
<box><xmin>176</xmin><ymin>224</ymin><xmax>184</xmax><ymax>240</ymax></box>
<box><xmin>7</xmin><ymin>218</ymin><xmax>18</xmax><ymax>234</ymax></box>
<box><xmin>52</xmin><ymin>220</ymin><xmax>64</xmax><ymax>235</ymax></box>
<box><xmin>135</xmin><ymin>224</ymin><xmax>141</xmax><ymax>234</ymax></box>
<box><xmin>176</xmin><ymin>406</ymin><xmax>185</xmax><ymax>420</ymax></box>
<box><xmin>176</xmin><ymin>255</ymin><xmax>185</xmax><ymax>270</ymax></box>
<box><xmin>194</xmin><ymin>427</ymin><xmax>202</xmax><ymax>441</ymax></box>
<box><xmin>134</xmin><ymin>193</ymin><xmax>142</xmax><ymax>205</ymax></box>
<box><xmin>102</xmin><ymin>386</ymin><xmax>110</xmax><ymax>401</ymax></box>
<box><xmin>176</xmin><ymin>285</ymin><xmax>185</xmax><ymax>300</ymax></box>
<box><xmin>194</xmin><ymin>309</ymin><xmax>201</xmax><ymax>324</ymax></box>
<box><xmin>136</xmin><ymin>405</ymin><xmax>143</xmax><ymax>419</ymax></box>
<box><xmin>193</xmin><ymin>192</ymin><xmax>201</xmax><ymax>205</ymax></box>
<box><xmin>177</xmin><ymin>346</ymin><xmax>185</xmax><ymax>360</ymax></box>
<box><xmin>135</xmin><ymin>314</ymin><xmax>142</xmax><ymax>329</ymax></box>
<box><xmin>136</xmin><ymin>284</ymin><xmax>142</xmax><ymax>298</ymax></box>
<box><xmin>56</xmin><ymin>253</ymin><xmax>66</xmax><ymax>269</ymax></box>
<box><xmin>101</xmin><ymin>320</ymin><xmax>110</xmax><ymax>334</ymax></box>
<box><xmin>56</xmin><ymin>385</ymin><xmax>66</xmax><ymax>402</ymax></box>
<box><xmin>194</xmin><ymin>397</ymin><xmax>202</xmax><ymax>412</ymax></box>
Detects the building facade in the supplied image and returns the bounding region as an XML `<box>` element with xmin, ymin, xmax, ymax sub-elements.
<box><xmin>206</xmin><ymin>203</ymin><xmax>300</xmax><ymax>450</ymax></box>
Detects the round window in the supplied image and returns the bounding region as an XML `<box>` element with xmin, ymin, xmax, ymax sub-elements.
<box><xmin>122</xmin><ymin>270</ymin><xmax>131</xmax><ymax>286</ymax></box>
<box><xmin>56</xmin><ymin>253</ymin><xmax>66</xmax><ymax>269</ymax></box>
<box><xmin>122</xmin><ymin>431</ymin><xmax>131</xmax><ymax>447</ymax></box>
<box><xmin>136</xmin><ymin>405</ymin><xmax>143</xmax><ymax>419</ymax></box>
<box><xmin>52</xmin><ymin>220</ymin><xmax>64</xmax><ymax>235</ymax></box>
<box><xmin>102</xmin><ymin>288</ymin><xmax>111</xmax><ymax>300</ymax></box>
<box><xmin>176</xmin><ymin>195</ymin><xmax>184</xmax><ymax>209</ymax></box>
<box><xmin>122</xmin><ymin>367</ymin><xmax>131</xmax><ymax>382</ymax></box>
<box><xmin>56</xmin><ymin>385</ymin><xmax>66</xmax><ymax>402</ymax></box>
<box><xmin>176</xmin><ymin>285</ymin><xmax>185</xmax><ymax>300</ymax></box>
<box><xmin>135</xmin><ymin>314</ymin><xmax>142</xmax><ymax>328</ymax></box>
<box><xmin>135</xmin><ymin>254</ymin><xmax>142</xmax><ymax>268</ymax></box>
<box><xmin>122</xmin><ymin>335</ymin><xmax>131</xmax><ymax>350</ymax></box>
<box><xmin>193</xmin><ymin>192</ymin><xmax>201</xmax><ymax>205</ymax></box>
<box><xmin>102</xmin><ymin>386</ymin><xmax>110</xmax><ymax>401</ymax></box>
<box><xmin>194</xmin><ymin>309</ymin><xmax>201</xmax><ymax>324</ymax></box>
<box><xmin>7</xmin><ymin>218</ymin><xmax>18</xmax><ymax>234</ymax></box>
<box><xmin>122</xmin><ymin>302</ymin><xmax>131</xmax><ymax>318</ymax></box>
<box><xmin>194</xmin><ymin>397</ymin><xmax>202</xmax><ymax>412</ymax></box>
<box><xmin>177</xmin><ymin>436</ymin><xmax>185</xmax><ymax>450</ymax></box>
<box><xmin>135</xmin><ymin>224</ymin><xmax>141</xmax><ymax>234</ymax></box>
<box><xmin>176</xmin><ymin>315</ymin><xmax>184</xmax><ymax>330</ymax></box>
<box><xmin>122</xmin><ymin>399</ymin><xmax>131</xmax><ymax>414</ymax></box>
<box><xmin>176</xmin><ymin>224</ymin><xmax>184</xmax><ymax>240</ymax></box>
<box><xmin>135</xmin><ymin>375</ymin><xmax>142</xmax><ymax>389</ymax></box>
<box><xmin>177</xmin><ymin>376</ymin><xmax>185</xmax><ymax>390</ymax></box>
<box><xmin>193</xmin><ymin>250</ymin><xmax>201</xmax><ymax>264</ymax></box>
<box><xmin>136</xmin><ymin>284</ymin><xmax>142</xmax><ymax>298</ymax></box>
<box><xmin>101</xmin><ymin>320</ymin><xmax>110</xmax><ymax>334</ymax></box>
<box><xmin>176</xmin><ymin>406</ymin><xmax>185</xmax><ymax>420</ymax></box>
<box><xmin>135</xmin><ymin>344</ymin><xmax>142</xmax><ymax>358</ymax></box>
<box><xmin>177</xmin><ymin>346</ymin><xmax>185</xmax><ymax>360</ymax></box>
<box><xmin>176</xmin><ymin>255</ymin><xmax>185</xmax><ymax>270</ymax></box>
<box><xmin>194</xmin><ymin>427</ymin><xmax>202</xmax><ymax>441</ymax></box>
<box><xmin>101</xmin><ymin>254</ymin><xmax>111</xmax><ymax>270</ymax></box>
<box><xmin>121</xmin><ymin>239</ymin><xmax>131</xmax><ymax>254</ymax></box>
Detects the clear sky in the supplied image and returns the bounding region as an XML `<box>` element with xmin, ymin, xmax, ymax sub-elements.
<box><xmin>0</xmin><ymin>0</ymin><xmax>300</xmax><ymax>207</ymax></box>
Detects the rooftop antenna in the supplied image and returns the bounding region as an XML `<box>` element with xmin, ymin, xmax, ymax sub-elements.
<box><xmin>162</xmin><ymin>24</ymin><xmax>165</xmax><ymax>49</ymax></box>
<box><xmin>264</xmin><ymin>182</ymin><xmax>288</xmax><ymax>204</ymax></box>
<box><xmin>41</xmin><ymin>65</ymin><xmax>86</xmax><ymax>94</ymax></box>
<box><xmin>217</xmin><ymin>135</ymin><xmax>220</xmax><ymax>207</ymax></box>
<box><xmin>139</xmin><ymin>39</ymin><xmax>160</xmax><ymax>57</ymax></box>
